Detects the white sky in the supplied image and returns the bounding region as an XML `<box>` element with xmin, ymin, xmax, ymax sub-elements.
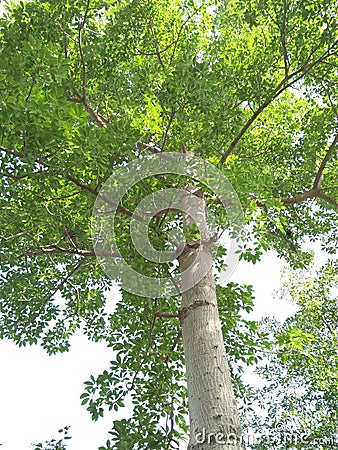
<box><xmin>1</xmin><ymin>246</ymin><xmax>329</xmax><ymax>450</ymax></box>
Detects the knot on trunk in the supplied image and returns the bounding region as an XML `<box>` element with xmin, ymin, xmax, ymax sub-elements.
<box><xmin>179</xmin><ymin>300</ymin><xmax>216</xmax><ymax>323</ymax></box>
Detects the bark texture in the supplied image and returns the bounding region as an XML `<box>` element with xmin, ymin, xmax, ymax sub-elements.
<box><xmin>179</xmin><ymin>189</ymin><xmax>244</xmax><ymax>450</ymax></box>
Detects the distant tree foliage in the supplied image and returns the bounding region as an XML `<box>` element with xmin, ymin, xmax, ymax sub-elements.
<box><xmin>32</xmin><ymin>426</ymin><xmax>71</xmax><ymax>450</ymax></box>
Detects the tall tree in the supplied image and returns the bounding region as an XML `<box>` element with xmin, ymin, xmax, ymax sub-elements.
<box><xmin>0</xmin><ymin>0</ymin><xmax>337</xmax><ymax>448</ymax></box>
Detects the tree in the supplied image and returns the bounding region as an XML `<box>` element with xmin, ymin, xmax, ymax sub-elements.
<box><xmin>0</xmin><ymin>0</ymin><xmax>337</xmax><ymax>448</ymax></box>
<box><xmin>32</xmin><ymin>426</ymin><xmax>71</xmax><ymax>450</ymax></box>
<box><xmin>245</xmin><ymin>261</ymin><xmax>338</xmax><ymax>449</ymax></box>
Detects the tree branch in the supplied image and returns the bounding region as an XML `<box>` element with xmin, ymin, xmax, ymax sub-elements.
<box><xmin>149</xmin><ymin>18</ymin><xmax>165</xmax><ymax>70</ymax></box>
<box><xmin>78</xmin><ymin>0</ymin><xmax>90</xmax><ymax>101</ymax></box>
<box><xmin>25</xmin><ymin>245</ymin><xmax>120</xmax><ymax>258</ymax></box>
<box><xmin>13</xmin><ymin>228</ymin><xmax>120</xmax><ymax>259</ymax></box>
<box><xmin>313</xmin><ymin>132</ymin><xmax>338</xmax><ymax>189</ymax></box>
<box><xmin>169</xmin><ymin>4</ymin><xmax>204</xmax><ymax>64</ymax></box>
<box><xmin>0</xmin><ymin>232</ymin><xmax>26</xmax><ymax>243</ymax></box>
<box><xmin>66</xmin><ymin>172</ymin><xmax>145</xmax><ymax>221</ymax></box>
<box><xmin>161</xmin><ymin>109</ymin><xmax>176</xmax><ymax>151</ymax></box>
<box><xmin>18</xmin><ymin>260</ymin><xmax>86</xmax><ymax>327</ymax></box>
<box><xmin>136</xmin><ymin>141</ymin><xmax>162</xmax><ymax>154</ymax></box>
<box><xmin>164</xmin><ymin>330</ymin><xmax>182</xmax><ymax>364</ymax></box>
<box><xmin>316</xmin><ymin>190</ymin><xmax>338</xmax><ymax>208</ymax></box>
<box><xmin>155</xmin><ymin>312</ymin><xmax>179</xmax><ymax>318</ymax></box>
<box><xmin>65</xmin><ymin>0</ymin><xmax>110</xmax><ymax>128</ymax></box>
<box><xmin>66</xmin><ymin>90</ymin><xmax>108</xmax><ymax>128</ymax></box>
<box><xmin>219</xmin><ymin>39</ymin><xmax>338</xmax><ymax>164</ymax></box>
<box><xmin>281</xmin><ymin>188</ymin><xmax>319</xmax><ymax>205</ymax></box>
<box><xmin>257</xmin><ymin>186</ymin><xmax>338</xmax><ymax>209</ymax></box>
<box><xmin>280</xmin><ymin>0</ymin><xmax>289</xmax><ymax>79</ymax></box>
<box><xmin>0</xmin><ymin>171</ymin><xmax>34</xmax><ymax>181</ymax></box>
<box><xmin>25</xmin><ymin>66</ymin><xmax>39</xmax><ymax>102</ymax></box>
<box><xmin>219</xmin><ymin>100</ymin><xmax>273</xmax><ymax>163</ymax></box>
<box><xmin>0</xmin><ymin>144</ymin><xmax>141</xmax><ymax>221</ymax></box>
<box><xmin>0</xmin><ymin>145</ymin><xmax>26</xmax><ymax>159</ymax></box>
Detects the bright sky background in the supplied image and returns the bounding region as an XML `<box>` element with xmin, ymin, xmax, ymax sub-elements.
<box><xmin>0</xmin><ymin>244</ymin><xmax>328</xmax><ymax>450</ymax></box>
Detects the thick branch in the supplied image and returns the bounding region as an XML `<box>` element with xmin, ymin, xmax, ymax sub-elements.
<box><xmin>155</xmin><ymin>312</ymin><xmax>179</xmax><ymax>318</ymax></box>
<box><xmin>256</xmin><ymin>186</ymin><xmax>338</xmax><ymax>209</ymax></box>
<box><xmin>316</xmin><ymin>191</ymin><xmax>338</xmax><ymax>208</ymax></box>
<box><xmin>281</xmin><ymin>188</ymin><xmax>318</xmax><ymax>205</ymax></box>
<box><xmin>275</xmin><ymin>132</ymin><xmax>338</xmax><ymax>209</ymax></box>
<box><xmin>219</xmin><ymin>100</ymin><xmax>272</xmax><ymax>163</ymax></box>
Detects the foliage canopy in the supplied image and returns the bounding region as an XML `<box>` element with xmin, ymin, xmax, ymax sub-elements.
<box><xmin>0</xmin><ymin>0</ymin><xmax>337</xmax><ymax>448</ymax></box>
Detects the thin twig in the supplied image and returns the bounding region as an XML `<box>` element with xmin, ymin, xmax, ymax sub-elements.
<box><xmin>65</xmin><ymin>0</ymin><xmax>110</xmax><ymax>128</ymax></box>
<box><xmin>161</xmin><ymin>109</ymin><xmax>176</xmax><ymax>151</ymax></box>
<box><xmin>219</xmin><ymin>39</ymin><xmax>338</xmax><ymax>164</ymax></box>
<box><xmin>18</xmin><ymin>260</ymin><xmax>86</xmax><ymax>327</ymax></box>
<box><xmin>78</xmin><ymin>0</ymin><xmax>90</xmax><ymax>100</ymax></box>
<box><xmin>25</xmin><ymin>66</ymin><xmax>39</xmax><ymax>102</ymax></box>
<box><xmin>313</xmin><ymin>132</ymin><xmax>338</xmax><ymax>189</ymax></box>
<box><xmin>169</xmin><ymin>4</ymin><xmax>204</xmax><ymax>64</ymax></box>
<box><xmin>280</xmin><ymin>0</ymin><xmax>289</xmax><ymax>79</ymax></box>
<box><xmin>24</xmin><ymin>245</ymin><xmax>120</xmax><ymax>258</ymax></box>
<box><xmin>149</xmin><ymin>18</ymin><xmax>165</xmax><ymax>70</ymax></box>
<box><xmin>0</xmin><ymin>144</ymin><xmax>140</xmax><ymax>220</ymax></box>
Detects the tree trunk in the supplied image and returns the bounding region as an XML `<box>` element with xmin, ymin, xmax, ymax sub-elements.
<box><xmin>178</xmin><ymin>189</ymin><xmax>244</xmax><ymax>450</ymax></box>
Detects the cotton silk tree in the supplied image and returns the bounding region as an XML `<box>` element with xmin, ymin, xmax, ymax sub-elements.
<box><xmin>0</xmin><ymin>1</ymin><xmax>337</xmax><ymax>449</ymax></box>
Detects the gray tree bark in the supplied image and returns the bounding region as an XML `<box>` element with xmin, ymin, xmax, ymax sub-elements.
<box><xmin>178</xmin><ymin>188</ymin><xmax>244</xmax><ymax>450</ymax></box>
